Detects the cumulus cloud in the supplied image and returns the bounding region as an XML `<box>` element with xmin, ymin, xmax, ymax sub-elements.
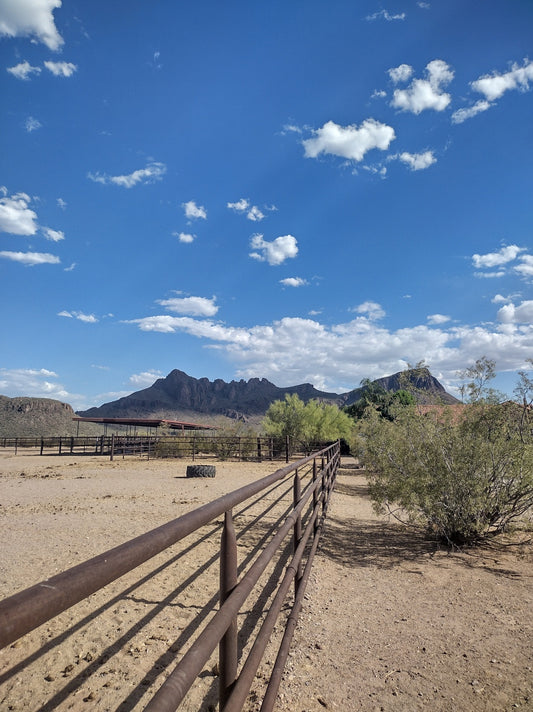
<box><xmin>0</xmin><ymin>250</ymin><xmax>60</xmax><ymax>265</ymax></box>
<box><xmin>249</xmin><ymin>234</ymin><xmax>298</xmax><ymax>266</ymax></box>
<box><xmin>57</xmin><ymin>198</ymin><xmax>67</xmax><ymax>210</ymax></box>
<box><xmin>352</xmin><ymin>301</ymin><xmax>386</xmax><ymax>320</ymax></box>
<box><xmin>472</xmin><ymin>244</ymin><xmax>523</xmax><ymax>269</ymax></box>
<box><xmin>0</xmin><ymin>0</ymin><xmax>64</xmax><ymax>50</ymax></box>
<box><xmin>44</xmin><ymin>60</ymin><xmax>77</xmax><ymax>77</ymax></box>
<box><xmin>129</xmin><ymin>370</ymin><xmax>163</xmax><ymax>387</ymax></box>
<box><xmin>394</xmin><ymin>150</ymin><xmax>437</xmax><ymax>170</ymax></box>
<box><xmin>156</xmin><ymin>295</ymin><xmax>218</xmax><ymax>317</ymax></box>
<box><xmin>58</xmin><ymin>310</ymin><xmax>98</xmax><ymax>323</ymax></box>
<box><xmin>7</xmin><ymin>60</ymin><xmax>41</xmax><ymax>80</ymax></box>
<box><xmin>88</xmin><ymin>161</ymin><xmax>166</xmax><ymax>188</ymax></box>
<box><xmin>514</xmin><ymin>254</ymin><xmax>533</xmax><ymax>279</ymax></box>
<box><xmin>303</xmin><ymin>119</ymin><xmax>396</xmax><ymax>162</ymax></box>
<box><xmin>497</xmin><ymin>300</ymin><xmax>533</xmax><ymax>324</ymax></box>
<box><xmin>451</xmin><ymin>99</ymin><xmax>492</xmax><ymax>124</ymax></box>
<box><xmin>391</xmin><ymin>59</ymin><xmax>454</xmax><ymax>114</ymax></box>
<box><xmin>0</xmin><ymin>190</ymin><xmax>38</xmax><ymax>235</ymax></box>
<box><xmin>227</xmin><ymin>198</ymin><xmax>265</xmax><ymax>221</ymax></box>
<box><xmin>125</xmin><ymin>307</ymin><xmax>533</xmax><ymax>395</ymax></box>
<box><xmin>173</xmin><ymin>231</ymin><xmax>195</xmax><ymax>243</ymax></box>
<box><xmin>427</xmin><ymin>314</ymin><xmax>450</xmax><ymax>325</ymax></box>
<box><xmin>388</xmin><ymin>63</ymin><xmax>413</xmax><ymax>84</ymax></box>
<box><xmin>366</xmin><ymin>9</ymin><xmax>406</xmax><ymax>21</ymax></box>
<box><xmin>471</xmin><ymin>59</ymin><xmax>533</xmax><ymax>101</ymax></box>
<box><xmin>42</xmin><ymin>227</ymin><xmax>64</xmax><ymax>242</ymax></box>
<box><xmin>182</xmin><ymin>200</ymin><xmax>207</xmax><ymax>220</ymax></box>
<box><xmin>0</xmin><ymin>367</ymin><xmax>69</xmax><ymax>401</ymax></box>
<box><xmin>280</xmin><ymin>277</ymin><xmax>308</xmax><ymax>287</ymax></box>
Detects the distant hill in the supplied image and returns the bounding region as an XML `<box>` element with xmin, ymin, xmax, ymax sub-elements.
<box><xmin>78</xmin><ymin>367</ymin><xmax>459</xmax><ymax>421</ymax></box>
<box><xmin>0</xmin><ymin>396</ymin><xmax>81</xmax><ymax>437</ymax></box>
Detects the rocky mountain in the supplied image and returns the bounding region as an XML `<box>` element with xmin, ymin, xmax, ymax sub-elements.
<box><xmin>0</xmin><ymin>396</ymin><xmax>81</xmax><ymax>437</ymax></box>
<box><xmin>78</xmin><ymin>367</ymin><xmax>458</xmax><ymax>421</ymax></box>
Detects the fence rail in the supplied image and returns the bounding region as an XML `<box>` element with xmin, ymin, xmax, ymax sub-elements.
<box><xmin>0</xmin><ymin>435</ymin><xmax>307</xmax><ymax>461</ymax></box>
<box><xmin>0</xmin><ymin>441</ymin><xmax>340</xmax><ymax>711</ymax></box>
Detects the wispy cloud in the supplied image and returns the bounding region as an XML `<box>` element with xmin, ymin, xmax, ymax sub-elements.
<box><xmin>42</xmin><ymin>227</ymin><xmax>64</xmax><ymax>242</ymax></box>
<box><xmin>129</xmin><ymin>369</ymin><xmax>163</xmax><ymax>386</ymax></box>
<box><xmin>393</xmin><ymin>150</ymin><xmax>437</xmax><ymax>170</ymax></box>
<box><xmin>25</xmin><ymin>116</ymin><xmax>42</xmax><ymax>132</ymax></box>
<box><xmin>88</xmin><ymin>161</ymin><xmax>166</xmax><ymax>188</ymax></box>
<box><xmin>451</xmin><ymin>100</ymin><xmax>492</xmax><ymax>124</ymax></box>
<box><xmin>472</xmin><ymin>244</ymin><xmax>523</xmax><ymax>269</ymax></box>
<box><xmin>250</xmin><ymin>234</ymin><xmax>298</xmax><ymax>265</ymax></box>
<box><xmin>391</xmin><ymin>59</ymin><xmax>454</xmax><ymax>114</ymax></box>
<box><xmin>0</xmin><ymin>189</ymin><xmax>38</xmax><ymax>235</ymax></box>
<box><xmin>173</xmin><ymin>231</ymin><xmax>196</xmax><ymax>243</ymax></box>
<box><xmin>351</xmin><ymin>301</ymin><xmax>386</xmax><ymax>320</ymax></box>
<box><xmin>427</xmin><ymin>314</ymin><xmax>450</xmax><ymax>325</ymax></box>
<box><xmin>0</xmin><ymin>251</ymin><xmax>60</xmax><ymax>266</ymax></box>
<box><xmin>58</xmin><ymin>310</ymin><xmax>98</xmax><ymax>323</ymax></box>
<box><xmin>366</xmin><ymin>9</ymin><xmax>406</xmax><ymax>21</ymax></box>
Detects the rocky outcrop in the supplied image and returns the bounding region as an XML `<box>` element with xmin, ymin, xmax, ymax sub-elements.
<box><xmin>0</xmin><ymin>396</ymin><xmax>77</xmax><ymax>436</ymax></box>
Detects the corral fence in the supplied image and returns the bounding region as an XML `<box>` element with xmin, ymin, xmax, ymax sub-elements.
<box><xmin>0</xmin><ymin>441</ymin><xmax>340</xmax><ymax>711</ymax></box>
<box><xmin>0</xmin><ymin>435</ymin><xmax>319</xmax><ymax>462</ymax></box>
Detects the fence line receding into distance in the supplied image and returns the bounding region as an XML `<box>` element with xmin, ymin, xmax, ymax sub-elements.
<box><xmin>0</xmin><ymin>441</ymin><xmax>341</xmax><ymax>711</ymax></box>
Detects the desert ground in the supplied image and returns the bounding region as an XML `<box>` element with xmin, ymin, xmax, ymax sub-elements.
<box><xmin>0</xmin><ymin>450</ymin><xmax>531</xmax><ymax>711</ymax></box>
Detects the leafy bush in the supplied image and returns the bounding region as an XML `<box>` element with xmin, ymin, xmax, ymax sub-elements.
<box><xmin>357</xmin><ymin>402</ymin><xmax>533</xmax><ymax>545</ymax></box>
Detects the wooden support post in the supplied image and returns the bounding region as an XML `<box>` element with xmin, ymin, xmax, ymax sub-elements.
<box><xmin>293</xmin><ymin>470</ymin><xmax>303</xmax><ymax>596</ymax></box>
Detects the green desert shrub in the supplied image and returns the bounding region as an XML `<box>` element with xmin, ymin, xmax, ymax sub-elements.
<box><xmin>357</xmin><ymin>402</ymin><xmax>533</xmax><ymax>545</ymax></box>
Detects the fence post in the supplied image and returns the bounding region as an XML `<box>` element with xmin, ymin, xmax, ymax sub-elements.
<box><xmin>257</xmin><ymin>437</ymin><xmax>262</xmax><ymax>462</ymax></box>
<box><xmin>70</xmin><ymin>436</ymin><xmax>74</xmax><ymax>454</ymax></box>
<box><xmin>219</xmin><ymin>509</ymin><xmax>238</xmax><ymax>709</ymax></box>
<box><xmin>192</xmin><ymin>436</ymin><xmax>196</xmax><ymax>462</ymax></box>
<box><xmin>285</xmin><ymin>436</ymin><xmax>289</xmax><ymax>463</ymax></box>
<box><xmin>312</xmin><ymin>458</ymin><xmax>319</xmax><ymax>537</ymax></box>
<box><xmin>110</xmin><ymin>434</ymin><xmax>115</xmax><ymax>462</ymax></box>
<box><xmin>293</xmin><ymin>469</ymin><xmax>303</xmax><ymax>596</ymax></box>
<box><xmin>58</xmin><ymin>437</ymin><xmax>62</xmax><ymax>455</ymax></box>
<box><xmin>40</xmin><ymin>438</ymin><xmax>44</xmax><ymax>456</ymax></box>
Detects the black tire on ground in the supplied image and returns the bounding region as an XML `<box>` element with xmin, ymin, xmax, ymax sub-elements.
<box><xmin>186</xmin><ymin>464</ymin><xmax>216</xmax><ymax>478</ymax></box>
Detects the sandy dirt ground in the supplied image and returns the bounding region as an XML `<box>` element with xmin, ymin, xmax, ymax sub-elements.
<box><xmin>0</xmin><ymin>452</ymin><xmax>532</xmax><ymax>711</ymax></box>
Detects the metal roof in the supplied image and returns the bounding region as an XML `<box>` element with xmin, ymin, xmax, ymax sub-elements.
<box><xmin>72</xmin><ymin>417</ymin><xmax>216</xmax><ymax>430</ymax></box>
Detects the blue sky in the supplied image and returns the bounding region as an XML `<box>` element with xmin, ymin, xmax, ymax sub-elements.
<box><xmin>1</xmin><ymin>0</ymin><xmax>533</xmax><ymax>410</ymax></box>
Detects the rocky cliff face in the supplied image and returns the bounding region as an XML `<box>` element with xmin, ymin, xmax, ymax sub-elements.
<box><xmin>78</xmin><ymin>367</ymin><xmax>458</xmax><ymax>420</ymax></box>
<box><xmin>0</xmin><ymin>396</ymin><xmax>78</xmax><ymax>436</ymax></box>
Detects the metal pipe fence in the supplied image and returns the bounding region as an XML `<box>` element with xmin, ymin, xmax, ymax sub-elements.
<box><xmin>0</xmin><ymin>441</ymin><xmax>340</xmax><ymax>711</ymax></box>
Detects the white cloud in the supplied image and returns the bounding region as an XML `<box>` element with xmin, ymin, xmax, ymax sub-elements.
<box><xmin>64</xmin><ymin>262</ymin><xmax>76</xmax><ymax>272</ymax></box>
<box><xmin>303</xmin><ymin>119</ymin><xmax>396</xmax><ymax>162</ymax></box>
<box><xmin>129</xmin><ymin>370</ymin><xmax>163</xmax><ymax>387</ymax></box>
<box><xmin>451</xmin><ymin>99</ymin><xmax>492</xmax><ymax>124</ymax></box>
<box><xmin>7</xmin><ymin>60</ymin><xmax>41</xmax><ymax>80</ymax></box>
<box><xmin>58</xmin><ymin>310</ymin><xmax>98</xmax><ymax>323</ymax></box>
<box><xmin>227</xmin><ymin>198</ymin><xmax>265</xmax><ymax>221</ymax></box>
<box><xmin>88</xmin><ymin>161</ymin><xmax>166</xmax><ymax>188</ymax></box>
<box><xmin>125</xmin><ymin>307</ymin><xmax>533</xmax><ymax>394</ymax></box>
<box><xmin>514</xmin><ymin>254</ymin><xmax>533</xmax><ymax>279</ymax></box>
<box><xmin>394</xmin><ymin>150</ymin><xmax>437</xmax><ymax>170</ymax></box>
<box><xmin>472</xmin><ymin>244</ymin><xmax>523</xmax><ymax>269</ymax></box>
<box><xmin>427</xmin><ymin>314</ymin><xmax>450</xmax><ymax>325</ymax></box>
<box><xmin>0</xmin><ymin>250</ymin><xmax>60</xmax><ymax>265</ymax></box>
<box><xmin>471</xmin><ymin>59</ymin><xmax>533</xmax><ymax>101</ymax></box>
<box><xmin>250</xmin><ymin>234</ymin><xmax>298</xmax><ymax>265</ymax></box>
<box><xmin>156</xmin><ymin>295</ymin><xmax>218</xmax><ymax>317</ymax></box>
<box><xmin>0</xmin><ymin>0</ymin><xmax>63</xmax><ymax>50</ymax></box>
<box><xmin>497</xmin><ymin>300</ymin><xmax>533</xmax><ymax>324</ymax></box>
<box><xmin>366</xmin><ymin>9</ymin><xmax>406</xmax><ymax>21</ymax></box>
<box><xmin>371</xmin><ymin>89</ymin><xmax>387</xmax><ymax>99</ymax></box>
<box><xmin>57</xmin><ymin>197</ymin><xmax>67</xmax><ymax>210</ymax></box>
<box><xmin>0</xmin><ymin>190</ymin><xmax>38</xmax><ymax>234</ymax></box>
<box><xmin>42</xmin><ymin>226</ymin><xmax>64</xmax><ymax>241</ymax></box>
<box><xmin>173</xmin><ymin>231</ymin><xmax>195</xmax><ymax>243</ymax></box>
<box><xmin>0</xmin><ymin>367</ymin><xmax>69</xmax><ymax>400</ymax></box>
<box><xmin>391</xmin><ymin>59</ymin><xmax>454</xmax><ymax>114</ymax></box>
<box><xmin>25</xmin><ymin>116</ymin><xmax>42</xmax><ymax>132</ymax></box>
<box><xmin>183</xmin><ymin>200</ymin><xmax>207</xmax><ymax>220</ymax></box>
<box><xmin>352</xmin><ymin>301</ymin><xmax>385</xmax><ymax>320</ymax></box>
<box><xmin>280</xmin><ymin>277</ymin><xmax>308</xmax><ymax>287</ymax></box>
<box><xmin>44</xmin><ymin>60</ymin><xmax>77</xmax><ymax>77</ymax></box>
<box><xmin>388</xmin><ymin>64</ymin><xmax>413</xmax><ymax>84</ymax></box>
<box><xmin>474</xmin><ymin>270</ymin><xmax>505</xmax><ymax>279</ymax></box>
